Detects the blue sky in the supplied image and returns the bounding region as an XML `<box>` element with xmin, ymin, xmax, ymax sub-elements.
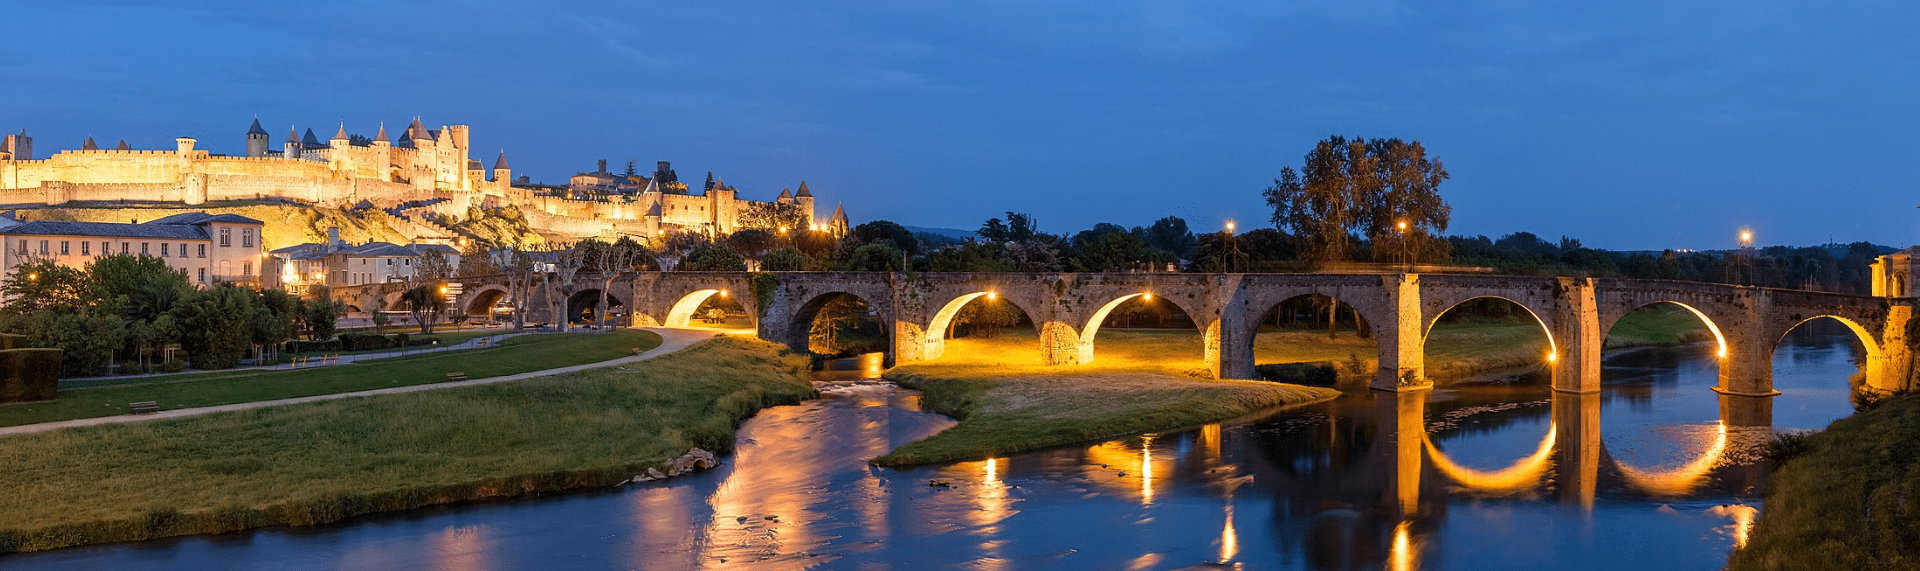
<box><xmin>4</xmin><ymin>1</ymin><xmax>1915</xmax><ymax>250</ymax></box>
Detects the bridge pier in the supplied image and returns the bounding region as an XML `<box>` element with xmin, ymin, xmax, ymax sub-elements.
<box><xmin>1371</xmin><ymin>274</ymin><xmax>1426</xmax><ymax>391</ymax></box>
<box><xmin>1549</xmin><ymin>278</ymin><xmax>1604</xmax><ymax>394</ymax></box>
<box><xmin>1552</xmin><ymin>391</ymin><xmax>1601</xmax><ymax>511</ymax></box>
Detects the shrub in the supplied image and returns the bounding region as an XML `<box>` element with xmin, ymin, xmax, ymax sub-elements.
<box><xmin>338</xmin><ymin>333</ymin><xmax>396</xmax><ymax>351</ymax></box>
<box><xmin>157</xmin><ymin>360</ymin><xmax>186</xmax><ymax>374</ymax></box>
<box><xmin>0</xmin><ymin>348</ymin><xmax>61</xmax><ymax>403</ymax></box>
<box><xmin>1255</xmin><ymin>362</ymin><xmax>1338</xmax><ymax>385</ymax></box>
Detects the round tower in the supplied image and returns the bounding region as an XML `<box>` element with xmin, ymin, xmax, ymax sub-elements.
<box><xmin>245</xmin><ymin>118</ymin><xmax>269</xmax><ymax>158</ymax></box>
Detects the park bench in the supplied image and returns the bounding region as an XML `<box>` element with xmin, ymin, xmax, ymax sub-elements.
<box><xmin>129</xmin><ymin>401</ymin><xmax>159</xmax><ymax>414</ymax></box>
<box><xmin>446</xmin><ymin>372</ymin><xmax>467</xmax><ymax>382</ymax></box>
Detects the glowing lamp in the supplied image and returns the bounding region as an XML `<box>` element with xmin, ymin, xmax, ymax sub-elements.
<box><xmin>1717</xmin><ymin>346</ymin><xmax>1728</xmax><ymax>359</ymax></box>
<box><xmin>719</xmin><ymin>290</ymin><xmax>730</xmax><ymax>298</ymax></box>
<box><xmin>1547</xmin><ymin>352</ymin><xmax>1557</xmax><ymax>363</ymax></box>
<box><xmin>1143</xmin><ymin>292</ymin><xmax>1153</xmax><ymax>301</ymax></box>
<box><xmin>1225</xmin><ymin>221</ymin><xmax>1235</xmax><ymax>232</ymax></box>
<box><xmin>986</xmin><ymin>291</ymin><xmax>997</xmax><ymax>300</ymax></box>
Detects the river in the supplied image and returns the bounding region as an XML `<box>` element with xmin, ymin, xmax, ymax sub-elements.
<box><xmin>1</xmin><ymin>325</ymin><xmax>1860</xmax><ymax>570</ymax></box>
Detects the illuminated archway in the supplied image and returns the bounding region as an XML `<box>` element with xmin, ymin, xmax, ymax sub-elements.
<box><xmin>787</xmin><ymin>291</ymin><xmax>888</xmax><ymax>358</ymax></box>
<box><xmin>923</xmin><ymin>292</ymin><xmax>1037</xmax><ymax>360</ymax></box>
<box><xmin>1243</xmin><ymin>293</ymin><xmax>1379</xmax><ymax>377</ymax></box>
<box><xmin>1080</xmin><ymin>292</ymin><xmax>1204</xmax><ymax>365</ymax></box>
<box><xmin>566</xmin><ymin>289</ymin><xmax>625</xmax><ymax>324</ymax></box>
<box><xmin>664</xmin><ymin>289</ymin><xmax>726</xmax><ymax>328</ymax></box>
<box><xmin>1421</xmin><ymin>295</ymin><xmax>1559</xmax><ymax>363</ymax></box>
<box><xmin>1604</xmin><ymin>301</ymin><xmax>1730</xmax><ymax>360</ymax></box>
<box><xmin>464</xmin><ymin>286</ymin><xmax>509</xmax><ymax>317</ymax></box>
<box><xmin>1769</xmin><ymin>315</ymin><xmax>1883</xmax><ymax>389</ymax></box>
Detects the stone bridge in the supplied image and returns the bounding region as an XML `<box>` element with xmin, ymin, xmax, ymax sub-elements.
<box><xmin>344</xmin><ymin>271</ymin><xmax>1917</xmax><ymax>396</ymax></box>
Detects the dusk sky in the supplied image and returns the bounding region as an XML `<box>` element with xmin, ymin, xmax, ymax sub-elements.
<box><xmin>5</xmin><ymin>1</ymin><xmax>1916</xmax><ymax>250</ymax></box>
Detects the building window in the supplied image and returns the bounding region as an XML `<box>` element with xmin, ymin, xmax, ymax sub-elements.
<box><xmin>161</xmin><ymin>243</ymin><xmax>169</xmax><ymax>257</ymax></box>
<box><xmin>220</xmin><ymin>228</ymin><xmax>231</xmax><ymax>247</ymax></box>
<box><xmin>198</xmin><ymin>268</ymin><xmax>205</xmax><ymax>283</ymax></box>
<box><xmin>198</xmin><ymin>244</ymin><xmax>206</xmax><ymax>258</ymax></box>
<box><xmin>59</xmin><ymin>241</ymin><xmax>68</xmax><ymax>256</ymax></box>
<box><xmin>38</xmin><ymin>240</ymin><xmax>47</xmax><ymax>255</ymax></box>
<box><xmin>141</xmin><ymin>242</ymin><xmax>149</xmax><ymax>255</ymax></box>
<box><xmin>101</xmin><ymin>241</ymin><xmax>108</xmax><ymax>255</ymax></box>
<box><xmin>121</xmin><ymin>242</ymin><xmax>128</xmax><ymax>254</ymax></box>
<box><xmin>243</xmin><ymin>261</ymin><xmax>252</xmax><ymax>277</ymax></box>
<box><xmin>15</xmin><ymin>240</ymin><xmax>24</xmax><ymax>254</ymax></box>
<box><xmin>81</xmin><ymin>242</ymin><xmax>90</xmax><ymax>256</ymax></box>
<box><xmin>179</xmin><ymin>243</ymin><xmax>187</xmax><ymax>258</ymax></box>
<box><xmin>387</xmin><ymin>259</ymin><xmax>394</xmax><ymax>266</ymax></box>
<box><xmin>242</xmin><ymin>229</ymin><xmax>253</xmax><ymax>248</ymax></box>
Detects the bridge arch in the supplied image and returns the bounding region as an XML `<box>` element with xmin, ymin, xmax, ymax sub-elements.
<box><xmin>1422</xmin><ymin>295</ymin><xmax>1559</xmax><ymax>360</ymax></box>
<box><xmin>786</xmin><ymin>290</ymin><xmax>892</xmax><ymax>359</ymax></box>
<box><xmin>463</xmin><ymin>284</ymin><xmax>511</xmax><ymax>317</ymax></box>
<box><xmin>922</xmin><ymin>290</ymin><xmax>1043</xmax><ymax>361</ymax></box>
<box><xmin>1235</xmin><ymin>291</ymin><xmax>1387</xmax><ymax>380</ymax></box>
<box><xmin>1764</xmin><ymin>314</ymin><xmax>1885</xmax><ymax>391</ymax></box>
<box><xmin>1598</xmin><ymin>301</ymin><xmax>1730</xmax><ymax>360</ymax></box>
<box><xmin>1078</xmin><ymin>291</ymin><xmax>1207</xmax><ymax>365</ymax></box>
<box><xmin>566</xmin><ymin>289</ymin><xmax>625</xmax><ymax>325</ymax></box>
<box><xmin>1423</xmin><ymin>420</ymin><xmax>1556</xmax><ymax>493</ymax></box>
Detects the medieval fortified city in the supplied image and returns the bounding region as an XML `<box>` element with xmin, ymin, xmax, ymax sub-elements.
<box><xmin>0</xmin><ymin>4</ymin><xmax>1914</xmax><ymax>571</ymax></box>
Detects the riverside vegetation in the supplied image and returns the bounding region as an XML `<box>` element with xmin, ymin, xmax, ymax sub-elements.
<box><xmin>1728</xmin><ymin>394</ymin><xmax>1920</xmax><ymax>571</ymax></box>
<box><xmin>0</xmin><ymin>330</ymin><xmax>666</xmax><ymax>427</ymax></box>
<box><xmin>0</xmin><ymin>336</ymin><xmax>814</xmax><ymax>553</ymax></box>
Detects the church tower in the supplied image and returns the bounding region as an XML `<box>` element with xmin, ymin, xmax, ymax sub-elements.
<box><xmin>245</xmin><ymin>118</ymin><xmax>269</xmax><ymax>158</ymax></box>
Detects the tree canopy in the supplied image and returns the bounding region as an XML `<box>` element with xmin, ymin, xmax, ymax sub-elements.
<box><xmin>1264</xmin><ymin>136</ymin><xmax>1450</xmax><ymax>263</ymax></box>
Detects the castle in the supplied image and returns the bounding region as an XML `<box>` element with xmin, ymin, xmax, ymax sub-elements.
<box><xmin>0</xmin><ymin>118</ymin><xmax>848</xmax><ymax>244</ymax></box>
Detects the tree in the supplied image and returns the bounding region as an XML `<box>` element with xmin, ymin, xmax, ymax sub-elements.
<box><xmin>761</xmin><ymin>247</ymin><xmax>808</xmax><ymax>272</ymax></box>
<box><xmin>1</xmin><ymin>260</ymin><xmax>91</xmax><ymax>316</ymax></box>
<box><xmin>303</xmin><ymin>285</ymin><xmax>344</xmax><ymax>340</ymax></box>
<box><xmin>547</xmin><ymin>245</ymin><xmax>588</xmax><ymax>331</ymax></box>
<box><xmin>456</xmin><ymin>241</ymin><xmax>498</xmax><ymax>277</ymax></box>
<box><xmin>726</xmin><ymin>229</ymin><xmax>777</xmax><ymax>262</ymax></box>
<box><xmin>1142</xmin><ymin>216</ymin><xmax>1196</xmax><ymax>259</ymax></box>
<box><xmin>173</xmin><ymin>284</ymin><xmax>257</xmax><ymax>370</ymax></box>
<box><xmin>401</xmin><ymin>285</ymin><xmax>449</xmax><ymax>334</ymax></box>
<box><xmin>681</xmin><ymin>244</ymin><xmax>748</xmax><ymax>271</ymax></box>
<box><xmin>953</xmin><ymin>296</ymin><xmax>1023</xmax><ymax>338</ymax></box>
<box><xmin>842</xmin><ymin>243</ymin><xmax>905</xmax><ymax>272</ymax></box>
<box><xmin>1071</xmin><ymin>227</ymin><xmax>1156</xmax><ymax>272</ymax></box>
<box><xmin>738</xmin><ymin>201</ymin><xmax>810</xmax><ymax>231</ymax></box>
<box><xmin>850</xmin><ymin>221</ymin><xmax>919</xmax><ymax>255</ymax></box>
<box><xmin>1264</xmin><ymin>136</ymin><xmax>1451</xmax><ymax>263</ymax></box>
<box><xmin>977</xmin><ymin>212</ymin><xmax>1039</xmax><ymax>243</ymax></box>
<box><xmin>415</xmin><ymin>248</ymin><xmax>453</xmax><ymax>283</ymax></box>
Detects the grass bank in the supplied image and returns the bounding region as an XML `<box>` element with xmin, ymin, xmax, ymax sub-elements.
<box><xmin>0</xmin><ymin>336</ymin><xmax>813</xmax><ymax>554</ymax></box>
<box><xmin>1727</xmin><ymin>394</ymin><xmax>1920</xmax><ymax>570</ymax></box>
<box><xmin>874</xmin><ymin>359</ymin><xmax>1338</xmax><ymax>467</ymax></box>
<box><xmin>0</xmin><ymin>330</ymin><xmax>664</xmax><ymax>427</ymax></box>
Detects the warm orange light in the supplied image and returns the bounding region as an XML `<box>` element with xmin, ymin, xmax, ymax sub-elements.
<box><xmin>1547</xmin><ymin>352</ymin><xmax>1557</xmax><ymax>363</ymax></box>
<box><xmin>26</xmin><ymin>272</ymin><xmax>36</xmax><ymax>281</ymax></box>
<box><xmin>778</xmin><ymin>226</ymin><xmax>788</xmax><ymax>234</ymax></box>
<box><xmin>1143</xmin><ymin>292</ymin><xmax>1153</xmax><ymax>301</ymax></box>
<box><xmin>1739</xmin><ymin>228</ymin><xmax>1754</xmax><ymax>245</ymax></box>
<box><xmin>1717</xmin><ymin>346</ymin><xmax>1728</xmax><ymax>359</ymax></box>
<box><xmin>1225</xmin><ymin>220</ymin><xmax>1235</xmax><ymax>232</ymax></box>
<box><xmin>1397</xmin><ymin>220</ymin><xmax>1409</xmax><ymax>231</ymax></box>
<box><xmin>719</xmin><ymin>290</ymin><xmax>730</xmax><ymax>298</ymax></box>
<box><xmin>986</xmin><ymin>291</ymin><xmax>997</xmax><ymax>300</ymax></box>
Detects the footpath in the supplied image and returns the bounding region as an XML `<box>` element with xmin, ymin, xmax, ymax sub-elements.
<box><xmin>0</xmin><ymin>328</ymin><xmax>717</xmax><ymax>437</ymax></box>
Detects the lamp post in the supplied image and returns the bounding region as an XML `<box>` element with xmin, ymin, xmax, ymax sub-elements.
<box><xmin>1396</xmin><ymin>219</ymin><xmax>1410</xmax><ymax>267</ymax></box>
<box><xmin>1738</xmin><ymin>227</ymin><xmax>1755</xmax><ymax>286</ymax></box>
<box><xmin>1225</xmin><ymin>220</ymin><xmax>1238</xmax><ymax>273</ymax></box>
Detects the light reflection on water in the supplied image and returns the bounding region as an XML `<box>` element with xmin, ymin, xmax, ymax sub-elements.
<box><xmin>0</xmin><ymin>329</ymin><xmax>1862</xmax><ymax>571</ymax></box>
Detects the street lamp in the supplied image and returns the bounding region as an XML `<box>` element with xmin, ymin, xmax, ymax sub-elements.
<box><xmin>1396</xmin><ymin>219</ymin><xmax>1410</xmax><ymax>267</ymax></box>
<box><xmin>1224</xmin><ymin>220</ymin><xmax>1238</xmax><ymax>273</ymax></box>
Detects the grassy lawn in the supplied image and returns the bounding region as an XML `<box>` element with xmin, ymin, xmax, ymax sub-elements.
<box><xmin>874</xmin><ymin>343</ymin><xmax>1339</xmax><ymax>466</ymax></box>
<box><xmin>0</xmin><ymin>336</ymin><xmax>813</xmax><ymax>553</ymax></box>
<box><xmin>0</xmin><ymin>330</ymin><xmax>665</xmax><ymax>427</ymax></box>
<box><xmin>1727</xmin><ymin>394</ymin><xmax>1920</xmax><ymax>571</ymax></box>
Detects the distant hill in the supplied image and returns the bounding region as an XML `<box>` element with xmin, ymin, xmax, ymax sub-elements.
<box><xmin>904</xmin><ymin>225</ymin><xmax>975</xmax><ymax>241</ymax></box>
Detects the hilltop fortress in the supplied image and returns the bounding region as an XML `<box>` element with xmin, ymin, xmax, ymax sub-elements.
<box><xmin>0</xmin><ymin>118</ymin><xmax>841</xmax><ymax>242</ymax></box>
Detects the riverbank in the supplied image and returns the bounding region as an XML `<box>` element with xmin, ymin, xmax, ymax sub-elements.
<box><xmin>0</xmin><ymin>330</ymin><xmax>664</xmax><ymax>427</ymax></box>
<box><xmin>1728</xmin><ymin>394</ymin><xmax>1920</xmax><ymax>570</ymax></box>
<box><xmin>873</xmin><ymin>364</ymin><xmax>1337</xmax><ymax>466</ymax></box>
<box><xmin>0</xmin><ymin>336</ymin><xmax>814</xmax><ymax>554</ymax></box>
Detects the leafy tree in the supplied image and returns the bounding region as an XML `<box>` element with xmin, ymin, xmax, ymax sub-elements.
<box><xmin>737</xmin><ymin>201</ymin><xmax>810</xmax><ymax>231</ymax></box>
<box><xmin>456</xmin><ymin>241</ymin><xmax>499</xmax><ymax>277</ymax></box>
<box><xmin>977</xmin><ymin>212</ymin><xmax>1039</xmax><ymax>243</ymax></box>
<box><xmin>252</xmin><ymin>287</ymin><xmax>299</xmax><ymax>350</ymax></box>
<box><xmin>726</xmin><ymin>229</ymin><xmax>777</xmax><ymax>261</ymax></box>
<box><xmin>680</xmin><ymin>244</ymin><xmax>748</xmax><ymax>271</ymax></box>
<box><xmin>173</xmin><ymin>284</ymin><xmax>257</xmax><ymax>369</ymax></box>
<box><xmin>1005</xmin><ymin>239</ymin><xmax>1064</xmax><ymax>272</ymax></box>
<box><xmin>1264</xmin><ymin>136</ymin><xmax>1450</xmax><ymax>263</ymax></box>
<box><xmin>1142</xmin><ymin>216</ymin><xmax>1196</xmax><ymax>259</ymax></box>
<box><xmin>842</xmin><ymin>243</ymin><xmax>904</xmax><ymax>272</ymax></box>
<box><xmin>925</xmin><ymin>241</ymin><xmax>1012</xmax><ymax>272</ymax></box>
<box><xmin>415</xmin><ymin>248</ymin><xmax>453</xmax><ymax>283</ymax></box>
<box><xmin>761</xmin><ymin>247</ymin><xmax>808</xmax><ymax>272</ymax></box>
<box><xmin>1</xmin><ymin>260</ymin><xmax>91</xmax><ymax>316</ymax></box>
<box><xmin>1071</xmin><ymin>226</ymin><xmax>1157</xmax><ymax>272</ymax></box>
<box><xmin>850</xmin><ymin>221</ymin><xmax>920</xmax><ymax>255</ymax></box>
<box><xmin>302</xmin><ymin>285</ymin><xmax>344</xmax><ymax>340</ymax></box>
<box><xmin>401</xmin><ymin>285</ymin><xmax>449</xmax><ymax>334</ymax></box>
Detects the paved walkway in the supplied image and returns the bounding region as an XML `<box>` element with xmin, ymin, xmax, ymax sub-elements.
<box><xmin>0</xmin><ymin>328</ymin><xmax>719</xmax><ymax>437</ymax></box>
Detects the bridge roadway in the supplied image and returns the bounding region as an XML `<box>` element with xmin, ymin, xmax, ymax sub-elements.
<box><xmin>339</xmin><ymin>272</ymin><xmax>1916</xmax><ymax>396</ymax></box>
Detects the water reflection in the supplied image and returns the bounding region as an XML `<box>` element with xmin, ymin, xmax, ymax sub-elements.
<box><xmin>0</xmin><ymin>334</ymin><xmax>1862</xmax><ymax>571</ymax></box>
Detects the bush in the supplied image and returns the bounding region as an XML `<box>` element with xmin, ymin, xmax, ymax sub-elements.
<box><xmin>1255</xmin><ymin>362</ymin><xmax>1338</xmax><ymax>385</ymax></box>
<box><xmin>118</xmin><ymin>361</ymin><xmax>148</xmax><ymax>376</ymax></box>
<box><xmin>338</xmin><ymin>333</ymin><xmax>396</xmax><ymax>351</ymax></box>
<box><xmin>0</xmin><ymin>348</ymin><xmax>61</xmax><ymax>403</ymax></box>
<box><xmin>283</xmin><ymin>339</ymin><xmax>343</xmax><ymax>354</ymax></box>
<box><xmin>157</xmin><ymin>360</ymin><xmax>186</xmax><ymax>374</ymax></box>
<box><xmin>0</xmin><ymin>334</ymin><xmax>24</xmax><ymax>350</ymax></box>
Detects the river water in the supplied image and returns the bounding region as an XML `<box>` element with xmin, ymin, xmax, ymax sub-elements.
<box><xmin>2</xmin><ymin>327</ymin><xmax>1860</xmax><ymax>570</ymax></box>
